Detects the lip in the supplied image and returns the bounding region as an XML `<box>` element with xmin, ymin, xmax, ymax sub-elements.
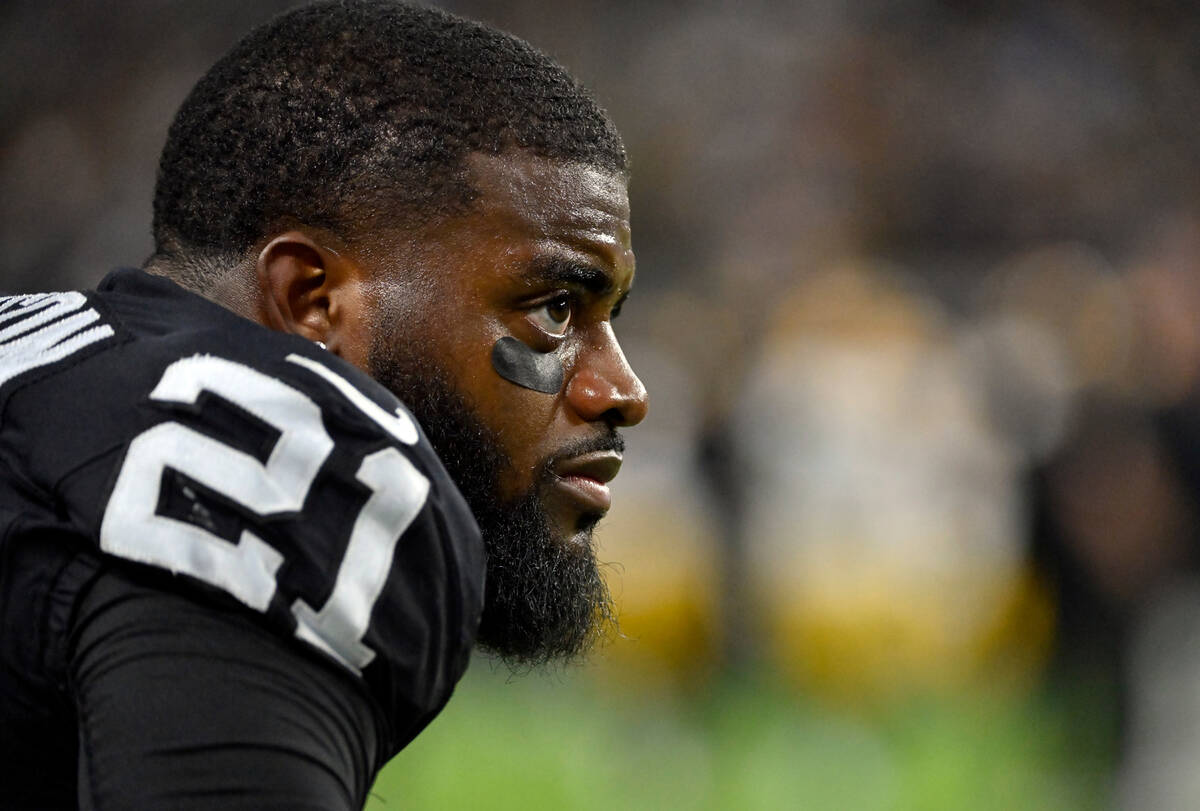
<box><xmin>551</xmin><ymin>450</ymin><xmax>623</xmax><ymax>513</ymax></box>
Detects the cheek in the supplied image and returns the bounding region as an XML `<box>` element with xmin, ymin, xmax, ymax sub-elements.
<box><xmin>477</xmin><ymin>395</ymin><xmax>558</xmax><ymax>500</ymax></box>
<box><xmin>471</xmin><ymin>345</ymin><xmax>566</xmax><ymax>492</ymax></box>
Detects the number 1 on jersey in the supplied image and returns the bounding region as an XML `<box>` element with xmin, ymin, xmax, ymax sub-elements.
<box><xmin>293</xmin><ymin>447</ymin><xmax>429</xmax><ymax>670</ymax></box>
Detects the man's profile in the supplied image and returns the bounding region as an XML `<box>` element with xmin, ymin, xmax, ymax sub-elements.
<box><xmin>0</xmin><ymin>1</ymin><xmax>647</xmax><ymax>807</ymax></box>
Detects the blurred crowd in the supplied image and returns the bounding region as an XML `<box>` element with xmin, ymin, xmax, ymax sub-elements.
<box><xmin>5</xmin><ymin>1</ymin><xmax>1200</xmax><ymax>806</ymax></box>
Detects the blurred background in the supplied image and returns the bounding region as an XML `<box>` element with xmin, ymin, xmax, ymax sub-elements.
<box><xmin>5</xmin><ymin>1</ymin><xmax>1200</xmax><ymax>808</ymax></box>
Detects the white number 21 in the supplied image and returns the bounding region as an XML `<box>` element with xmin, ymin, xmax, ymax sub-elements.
<box><xmin>99</xmin><ymin>353</ymin><xmax>429</xmax><ymax>673</ymax></box>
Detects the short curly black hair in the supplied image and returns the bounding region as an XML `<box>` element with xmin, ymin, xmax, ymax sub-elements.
<box><xmin>151</xmin><ymin>0</ymin><xmax>627</xmax><ymax>289</ymax></box>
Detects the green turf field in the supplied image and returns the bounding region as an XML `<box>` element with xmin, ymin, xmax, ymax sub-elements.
<box><xmin>366</xmin><ymin>661</ymin><xmax>1116</xmax><ymax>810</ymax></box>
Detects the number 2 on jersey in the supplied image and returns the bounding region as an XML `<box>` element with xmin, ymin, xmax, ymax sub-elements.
<box><xmin>99</xmin><ymin>354</ymin><xmax>429</xmax><ymax>673</ymax></box>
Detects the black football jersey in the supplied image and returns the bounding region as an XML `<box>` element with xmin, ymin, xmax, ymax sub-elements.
<box><xmin>0</xmin><ymin>268</ymin><xmax>486</xmax><ymax>756</ymax></box>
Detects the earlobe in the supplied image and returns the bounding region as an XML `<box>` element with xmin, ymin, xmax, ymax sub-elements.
<box><xmin>256</xmin><ymin>231</ymin><xmax>334</xmax><ymax>343</ymax></box>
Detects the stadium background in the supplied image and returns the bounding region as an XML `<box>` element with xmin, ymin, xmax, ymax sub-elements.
<box><xmin>4</xmin><ymin>1</ymin><xmax>1200</xmax><ymax>807</ymax></box>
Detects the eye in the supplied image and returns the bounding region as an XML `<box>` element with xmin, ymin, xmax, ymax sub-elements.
<box><xmin>529</xmin><ymin>293</ymin><xmax>573</xmax><ymax>336</ymax></box>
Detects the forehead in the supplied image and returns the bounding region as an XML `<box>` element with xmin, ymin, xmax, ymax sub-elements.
<box><xmin>463</xmin><ymin>151</ymin><xmax>634</xmax><ymax>275</ymax></box>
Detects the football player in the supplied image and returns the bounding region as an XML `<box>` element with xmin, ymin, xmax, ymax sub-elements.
<box><xmin>0</xmin><ymin>1</ymin><xmax>647</xmax><ymax>808</ymax></box>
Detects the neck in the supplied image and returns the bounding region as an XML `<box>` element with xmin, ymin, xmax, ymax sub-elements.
<box><xmin>142</xmin><ymin>255</ymin><xmax>263</xmax><ymax>322</ymax></box>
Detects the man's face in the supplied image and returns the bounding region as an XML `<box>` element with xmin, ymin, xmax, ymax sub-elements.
<box><xmin>358</xmin><ymin>151</ymin><xmax>648</xmax><ymax>665</ymax></box>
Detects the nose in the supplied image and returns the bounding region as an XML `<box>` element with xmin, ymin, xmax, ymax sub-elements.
<box><xmin>566</xmin><ymin>325</ymin><xmax>648</xmax><ymax>427</ymax></box>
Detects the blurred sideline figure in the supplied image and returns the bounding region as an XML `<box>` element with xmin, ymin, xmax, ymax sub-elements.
<box><xmin>0</xmin><ymin>2</ymin><xmax>647</xmax><ymax>808</ymax></box>
<box><xmin>736</xmin><ymin>263</ymin><xmax>1054</xmax><ymax>701</ymax></box>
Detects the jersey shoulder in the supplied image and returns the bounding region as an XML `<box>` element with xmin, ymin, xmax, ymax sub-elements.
<box><xmin>0</xmin><ymin>269</ymin><xmax>485</xmax><ymax>753</ymax></box>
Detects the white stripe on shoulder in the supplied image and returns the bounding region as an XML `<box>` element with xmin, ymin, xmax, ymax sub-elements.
<box><xmin>286</xmin><ymin>353</ymin><xmax>418</xmax><ymax>445</ymax></box>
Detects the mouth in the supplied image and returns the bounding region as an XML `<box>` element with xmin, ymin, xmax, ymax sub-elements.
<box><xmin>550</xmin><ymin>449</ymin><xmax>623</xmax><ymax>514</ymax></box>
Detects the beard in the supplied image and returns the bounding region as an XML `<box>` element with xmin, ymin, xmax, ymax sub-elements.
<box><xmin>367</xmin><ymin>338</ymin><xmax>617</xmax><ymax>669</ymax></box>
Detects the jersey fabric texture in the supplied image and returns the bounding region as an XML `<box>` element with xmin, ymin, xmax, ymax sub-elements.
<box><xmin>0</xmin><ymin>268</ymin><xmax>486</xmax><ymax>809</ymax></box>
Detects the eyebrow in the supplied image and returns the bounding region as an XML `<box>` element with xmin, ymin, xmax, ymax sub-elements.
<box><xmin>526</xmin><ymin>256</ymin><xmax>618</xmax><ymax>297</ymax></box>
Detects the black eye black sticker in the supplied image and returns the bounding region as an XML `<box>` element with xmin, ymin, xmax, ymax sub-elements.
<box><xmin>491</xmin><ymin>336</ymin><xmax>564</xmax><ymax>394</ymax></box>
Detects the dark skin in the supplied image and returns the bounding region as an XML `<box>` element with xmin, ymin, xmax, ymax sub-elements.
<box><xmin>229</xmin><ymin>150</ymin><xmax>648</xmax><ymax>546</ymax></box>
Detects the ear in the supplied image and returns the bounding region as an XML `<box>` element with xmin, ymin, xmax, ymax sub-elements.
<box><xmin>255</xmin><ymin>230</ymin><xmax>370</xmax><ymax>363</ymax></box>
